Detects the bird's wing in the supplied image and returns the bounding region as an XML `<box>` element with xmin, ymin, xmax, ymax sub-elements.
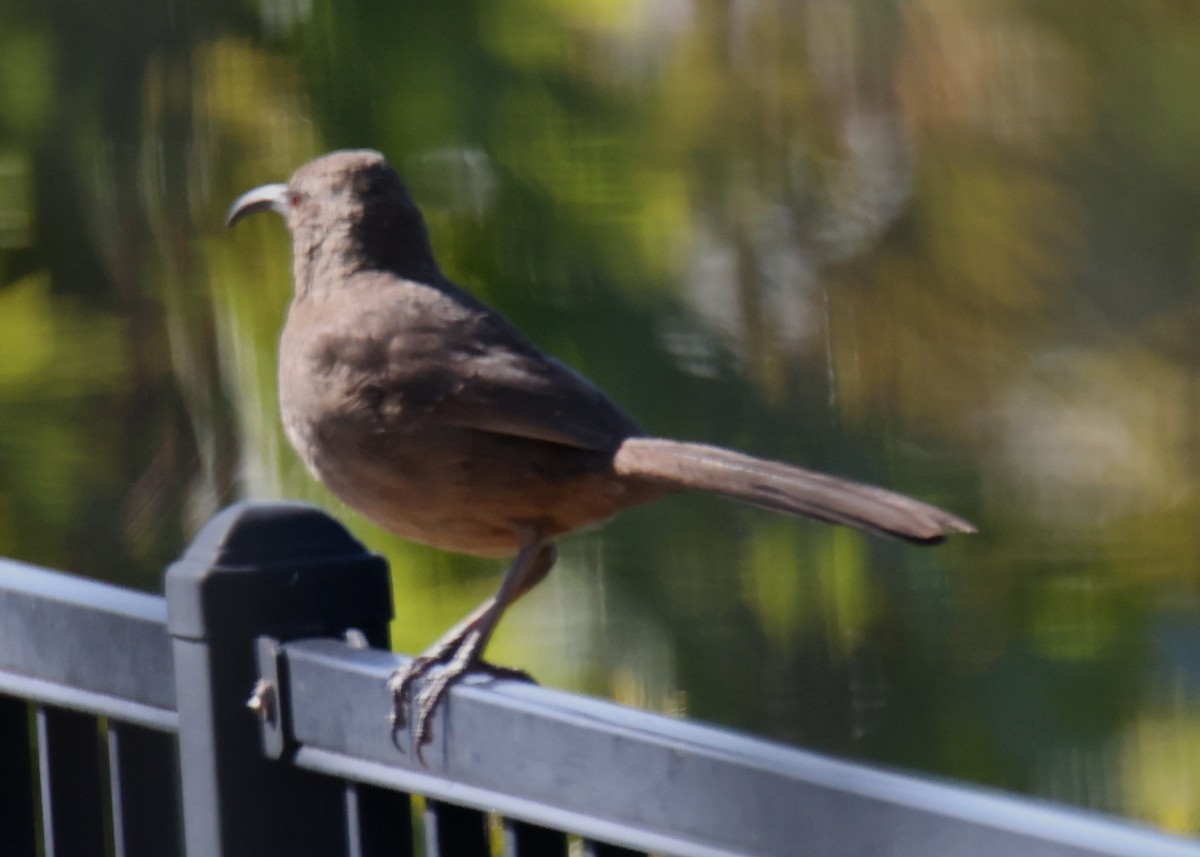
<box><xmin>429</xmin><ymin>344</ymin><xmax>642</xmax><ymax>451</ymax></box>
<box><xmin>326</xmin><ymin>280</ymin><xmax>642</xmax><ymax>452</ymax></box>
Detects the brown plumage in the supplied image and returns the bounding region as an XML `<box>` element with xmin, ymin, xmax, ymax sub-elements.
<box><xmin>227</xmin><ymin>149</ymin><xmax>973</xmax><ymax>758</ymax></box>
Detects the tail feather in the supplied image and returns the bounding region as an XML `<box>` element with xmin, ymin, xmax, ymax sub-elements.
<box><xmin>613</xmin><ymin>437</ymin><xmax>974</xmax><ymax>544</ymax></box>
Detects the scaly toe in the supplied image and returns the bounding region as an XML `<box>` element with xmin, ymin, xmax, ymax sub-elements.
<box><xmin>477</xmin><ymin>660</ymin><xmax>538</xmax><ymax>685</ymax></box>
<box><xmin>411</xmin><ymin>672</ymin><xmax>457</xmax><ymax>763</ymax></box>
<box><xmin>388</xmin><ymin>655</ymin><xmax>440</xmax><ymax>730</ymax></box>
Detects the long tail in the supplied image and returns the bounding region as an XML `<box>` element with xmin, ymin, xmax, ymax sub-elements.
<box><xmin>612</xmin><ymin>437</ymin><xmax>974</xmax><ymax>545</ymax></box>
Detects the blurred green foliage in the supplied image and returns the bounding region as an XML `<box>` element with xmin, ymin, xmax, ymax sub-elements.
<box><xmin>1</xmin><ymin>0</ymin><xmax>1199</xmax><ymax>834</ymax></box>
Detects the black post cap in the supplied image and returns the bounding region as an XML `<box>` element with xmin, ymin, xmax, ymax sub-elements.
<box><xmin>166</xmin><ymin>501</ymin><xmax>392</xmax><ymax>640</ymax></box>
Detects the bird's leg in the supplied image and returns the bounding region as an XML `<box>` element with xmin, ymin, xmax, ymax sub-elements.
<box><xmin>386</xmin><ymin>597</ymin><xmax>537</xmax><ymax>726</ymax></box>
<box><xmin>388</xmin><ymin>531</ymin><xmax>557</xmax><ymax>756</ymax></box>
<box><xmin>387</xmin><ymin>599</ymin><xmax>508</xmax><ymax>713</ymax></box>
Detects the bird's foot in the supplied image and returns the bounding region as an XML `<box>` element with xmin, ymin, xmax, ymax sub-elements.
<box><xmin>388</xmin><ymin>634</ymin><xmax>536</xmax><ymax>764</ymax></box>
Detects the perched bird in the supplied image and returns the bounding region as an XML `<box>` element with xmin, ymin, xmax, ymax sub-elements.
<box><xmin>227</xmin><ymin>149</ymin><xmax>973</xmax><ymax>755</ymax></box>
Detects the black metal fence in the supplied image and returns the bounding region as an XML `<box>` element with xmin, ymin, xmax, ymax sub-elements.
<box><xmin>1</xmin><ymin>501</ymin><xmax>1198</xmax><ymax>857</ymax></box>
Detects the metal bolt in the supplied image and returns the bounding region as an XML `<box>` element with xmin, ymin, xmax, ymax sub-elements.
<box><xmin>247</xmin><ymin>679</ymin><xmax>277</xmax><ymax>725</ymax></box>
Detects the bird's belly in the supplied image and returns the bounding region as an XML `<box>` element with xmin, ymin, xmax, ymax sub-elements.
<box><xmin>287</xmin><ymin>416</ymin><xmax>660</xmax><ymax>557</ymax></box>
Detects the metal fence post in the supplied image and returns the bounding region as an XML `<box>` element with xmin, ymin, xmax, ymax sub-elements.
<box><xmin>166</xmin><ymin>501</ymin><xmax>392</xmax><ymax>857</ymax></box>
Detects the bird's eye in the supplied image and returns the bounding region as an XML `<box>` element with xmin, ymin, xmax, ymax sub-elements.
<box><xmin>288</xmin><ymin>190</ymin><xmax>305</xmax><ymax>208</ymax></box>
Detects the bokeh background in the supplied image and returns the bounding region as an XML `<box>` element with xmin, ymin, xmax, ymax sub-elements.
<box><xmin>2</xmin><ymin>0</ymin><xmax>1199</xmax><ymax>836</ymax></box>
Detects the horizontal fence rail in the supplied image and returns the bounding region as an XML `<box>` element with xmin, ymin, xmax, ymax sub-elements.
<box><xmin>0</xmin><ymin>560</ymin><xmax>182</xmax><ymax>856</ymax></box>
<box><xmin>0</xmin><ymin>561</ymin><xmax>176</xmax><ymax>730</ymax></box>
<box><xmin>0</xmin><ymin>500</ymin><xmax>1198</xmax><ymax>857</ymax></box>
<box><xmin>275</xmin><ymin>637</ymin><xmax>1200</xmax><ymax>857</ymax></box>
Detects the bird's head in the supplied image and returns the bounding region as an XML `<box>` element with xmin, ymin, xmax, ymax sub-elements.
<box><xmin>227</xmin><ymin>149</ymin><xmax>438</xmax><ymax>284</ymax></box>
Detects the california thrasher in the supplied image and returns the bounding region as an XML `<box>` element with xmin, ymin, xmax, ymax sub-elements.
<box><xmin>228</xmin><ymin>149</ymin><xmax>973</xmax><ymax>755</ymax></box>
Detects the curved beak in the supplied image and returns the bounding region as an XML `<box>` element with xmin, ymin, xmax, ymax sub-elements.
<box><xmin>225</xmin><ymin>183</ymin><xmax>289</xmax><ymax>227</ymax></box>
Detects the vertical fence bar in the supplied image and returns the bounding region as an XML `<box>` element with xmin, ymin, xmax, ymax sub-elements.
<box><xmin>37</xmin><ymin>706</ymin><xmax>107</xmax><ymax>857</ymax></box>
<box><xmin>166</xmin><ymin>501</ymin><xmax>393</xmax><ymax>857</ymax></box>
<box><xmin>424</xmin><ymin>800</ymin><xmax>491</xmax><ymax>857</ymax></box>
<box><xmin>0</xmin><ymin>696</ymin><xmax>37</xmax><ymax>857</ymax></box>
<box><xmin>108</xmin><ymin>722</ymin><xmax>182</xmax><ymax>857</ymax></box>
<box><xmin>503</xmin><ymin>817</ymin><xmax>568</xmax><ymax>856</ymax></box>
<box><xmin>345</xmin><ymin>782</ymin><xmax>415</xmax><ymax>857</ymax></box>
